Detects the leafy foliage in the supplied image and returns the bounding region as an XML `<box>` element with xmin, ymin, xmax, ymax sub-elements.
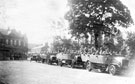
<box><xmin>104</xmin><ymin>36</ymin><xmax>115</xmax><ymax>52</ymax></box>
<box><xmin>41</xmin><ymin>43</ymin><xmax>49</xmax><ymax>53</ymax></box>
<box><xmin>126</xmin><ymin>32</ymin><xmax>135</xmax><ymax>58</ymax></box>
<box><xmin>115</xmin><ymin>34</ymin><xmax>124</xmax><ymax>52</ymax></box>
<box><xmin>51</xmin><ymin>36</ymin><xmax>63</xmax><ymax>52</ymax></box>
<box><xmin>65</xmin><ymin>0</ymin><xmax>133</xmax><ymax>49</ymax></box>
<box><xmin>51</xmin><ymin>36</ymin><xmax>80</xmax><ymax>53</ymax></box>
<box><xmin>103</xmin><ymin>33</ymin><xmax>126</xmax><ymax>54</ymax></box>
<box><xmin>72</xmin><ymin>41</ymin><xmax>80</xmax><ymax>50</ymax></box>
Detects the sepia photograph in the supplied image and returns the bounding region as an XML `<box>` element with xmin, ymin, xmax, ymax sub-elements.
<box><xmin>0</xmin><ymin>0</ymin><xmax>135</xmax><ymax>84</ymax></box>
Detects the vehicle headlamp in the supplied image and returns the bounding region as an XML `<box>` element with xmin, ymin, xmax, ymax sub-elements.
<box><xmin>62</xmin><ymin>60</ymin><xmax>66</xmax><ymax>63</ymax></box>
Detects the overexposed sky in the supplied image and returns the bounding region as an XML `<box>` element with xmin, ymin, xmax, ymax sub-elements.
<box><xmin>1</xmin><ymin>0</ymin><xmax>135</xmax><ymax>44</ymax></box>
<box><xmin>3</xmin><ymin>0</ymin><xmax>69</xmax><ymax>44</ymax></box>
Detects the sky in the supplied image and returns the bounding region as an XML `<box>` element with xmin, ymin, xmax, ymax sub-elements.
<box><xmin>0</xmin><ymin>0</ymin><xmax>135</xmax><ymax>44</ymax></box>
<box><xmin>1</xmin><ymin>0</ymin><xmax>69</xmax><ymax>44</ymax></box>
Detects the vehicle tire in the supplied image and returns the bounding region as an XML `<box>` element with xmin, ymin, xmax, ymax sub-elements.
<box><xmin>100</xmin><ymin>69</ymin><xmax>106</xmax><ymax>73</ymax></box>
<box><xmin>49</xmin><ymin>60</ymin><xmax>52</xmax><ymax>65</ymax></box>
<box><xmin>58</xmin><ymin>60</ymin><xmax>63</xmax><ymax>67</ymax></box>
<box><xmin>83</xmin><ymin>62</ymin><xmax>87</xmax><ymax>69</ymax></box>
<box><xmin>48</xmin><ymin>60</ymin><xmax>52</xmax><ymax>65</ymax></box>
<box><xmin>42</xmin><ymin>59</ymin><xmax>45</xmax><ymax>63</ymax></box>
<box><xmin>71</xmin><ymin>62</ymin><xmax>75</xmax><ymax>68</ymax></box>
<box><xmin>60</xmin><ymin>63</ymin><xmax>63</xmax><ymax>67</ymax></box>
<box><xmin>47</xmin><ymin>60</ymin><xmax>49</xmax><ymax>64</ymax></box>
<box><xmin>56</xmin><ymin>61</ymin><xmax>59</xmax><ymax>65</ymax></box>
<box><xmin>109</xmin><ymin>65</ymin><xmax>117</xmax><ymax>75</ymax></box>
<box><xmin>56</xmin><ymin>62</ymin><xmax>58</xmax><ymax>65</ymax></box>
<box><xmin>58</xmin><ymin>61</ymin><xmax>61</xmax><ymax>66</ymax></box>
<box><xmin>87</xmin><ymin>61</ymin><xmax>93</xmax><ymax>71</ymax></box>
<box><xmin>45</xmin><ymin>59</ymin><xmax>47</xmax><ymax>63</ymax></box>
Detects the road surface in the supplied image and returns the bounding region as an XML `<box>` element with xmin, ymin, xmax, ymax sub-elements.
<box><xmin>0</xmin><ymin>61</ymin><xmax>135</xmax><ymax>84</ymax></box>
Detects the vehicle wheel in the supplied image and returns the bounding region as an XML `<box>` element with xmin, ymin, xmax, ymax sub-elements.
<box><xmin>49</xmin><ymin>60</ymin><xmax>52</xmax><ymax>65</ymax></box>
<box><xmin>109</xmin><ymin>65</ymin><xmax>117</xmax><ymax>75</ymax></box>
<box><xmin>87</xmin><ymin>61</ymin><xmax>93</xmax><ymax>71</ymax></box>
<box><xmin>58</xmin><ymin>61</ymin><xmax>61</xmax><ymax>66</ymax></box>
<box><xmin>56</xmin><ymin>61</ymin><xmax>58</xmax><ymax>65</ymax></box>
<box><xmin>41</xmin><ymin>59</ymin><xmax>43</xmax><ymax>63</ymax></box>
<box><xmin>60</xmin><ymin>63</ymin><xmax>63</xmax><ymax>67</ymax></box>
<box><xmin>47</xmin><ymin>60</ymin><xmax>49</xmax><ymax>64</ymax></box>
<box><xmin>71</xmin><ymin>62</ymin><xmax>75</xmax><ymax>68</ymax></box>
<box><xmin>100</xmin><ymin>69</ymin><xmax>106</xmax><ymax>73</ymax></box>
<box><xmin>50</xmin><ymin>61</ymin><xmax>52</xmax><ymax>65</ymax></box>
<box><xmin>56</xmin><ymin>62</ymin><xmax>58</xmax><ymax>65</ymax></box>
<box><xmin>42</xmin><ymin>59</ymin><xmax>45</xmax><ymax>63</ymax></box>
<box><xmin>58</xmin><ymin>60</ymin><xmax>62</xmax><ymax>67</ymax></box>
<box><xmin>83</xmin><ymin>62</ymin><xmax>87</xmax><ymax>69</ymax></box>
<box><xmin>45</xmin><ymin>59</ymin><xmax>47</xmax><ymax>63</ymax></box>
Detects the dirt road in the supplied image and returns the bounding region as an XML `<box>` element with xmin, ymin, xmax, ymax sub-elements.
<box><xmin>0</xmin><ymin>61</ymin><xmax>134</xmax><ymax>84</ymax></box>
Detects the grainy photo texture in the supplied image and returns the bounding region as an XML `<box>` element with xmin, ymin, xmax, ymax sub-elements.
<box><xmin>0</xmin><ymin>0</ymin><xmax>135</xmax><ymax>84</ymax></box>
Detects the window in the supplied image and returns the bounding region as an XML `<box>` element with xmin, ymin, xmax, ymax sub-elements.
<box><xmin>8</xmin><ymin>39</ymin><xmax>10</xmax><ymax>45</ymax></box>
<box><xmin>21</xmin><ymin>41</ymin><xmax>24</xmax><ymax>46</ymax></box>
<box><xmin>18</xmin><ymin>40</ymin><xmax>21</xmax><ymax>46</ymax></box>
<box><xmin>0</xmin><ymin>39</ymin><xmax>2</xmax><ymax>44</ymax></box>
<box><xmin>2</xmin><ymin>39</ymin><xmax>6</xmax><ymax>44</ymax></box>
<box><xmin>14</xmin><ymin>40</ymin><xmax>16</xmax><ymax>46</ymax></box>
<box><xmin>10</xmin><ymin>40</ymin><xmax>13</xmax><ymax>45</ymax></box>
<box><xmin>16</xmin><ymin>40</ymin><xmax>19</xmax><ymax>46</ymax></box>
<box><xmin>23</xmin><ymin>42</ymin><xmax>25</xmax><ymax>47</ymax></box>
<box><xmin>6</xmin><ymin>39</ymin><xmax>8</xmax><ymax>44</ymax></box>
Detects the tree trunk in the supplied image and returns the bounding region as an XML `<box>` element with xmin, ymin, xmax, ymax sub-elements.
<box><xmin>94</xmin><ymin>33</ymin><xmax>99</xmax><ymax>49</ymax></box>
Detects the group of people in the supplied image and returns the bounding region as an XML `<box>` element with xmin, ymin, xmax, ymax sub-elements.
<box><xmin>81</xmin><ymin>46</ymin><xmax>120</xmax><ymax>56</ymax></box>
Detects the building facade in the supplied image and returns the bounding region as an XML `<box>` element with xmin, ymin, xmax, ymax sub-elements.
<box><xmin>0</xmin><ymin>28</ymin><xmax>28</xmax><ymax>60</ymax></box>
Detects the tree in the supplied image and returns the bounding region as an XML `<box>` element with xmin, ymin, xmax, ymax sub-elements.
<box><xmin>126</xmin><ymin>32</ymin><xmax>135</xmax><ymax>59</ymax></box>
<box><xmin>104</xmin><ymin>36</ymin><xmax>115</xmax><ymax>52</ymax></box>
<box><xmin>115</xmin><ymin>34</ymin><xmax>125</xmax><ymax>53</ymax></box>
<box><xmin>51</xmin><ymin>36</ymin><xmax>63</xmax><ymax>52</ymax></box>
<box><xmin>41</xmin><ymin>43</ymin><xmax>49</xmax><ymax>53</ymax></box>
<box><xmin>51</xmin><ymin>36</ymin><xmax>73</xmax><ymax>52</ymax></box>
<box><xmin>65</xmin><ymin>0</ymin><xmax>133</xmax><ymax>49</ymax></box>
<box><xmin>51</xmin><ymin>35</ymin><xmax>81</xmax><ymax>53</ymax></box>
<box><xmin>72</xmin><ymin>41</ymin><xmax>80</xmax><ymax>51</ymax></box>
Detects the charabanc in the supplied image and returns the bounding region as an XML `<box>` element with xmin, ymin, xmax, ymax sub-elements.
<box><xmin>47</xmin><ymin>53</ymin><xmax>58</xmax><ymax>65</ymax></box>
<box><xmin>57</xmin><ymin>53</ymin><xmax>72</xmax><ymax>67</ymax></box>
<box><xmin>85</xmin><ymin>54</ymin><xmax>129</xmax><ymax>75</ymax></box>
<box><xmin>71</xmin><ymin>54</ymin><xmax>86</xmax><ymax>69</ymax></box>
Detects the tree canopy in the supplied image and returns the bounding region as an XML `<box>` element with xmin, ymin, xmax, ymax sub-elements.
<box><xmin>51</xmin><ymin>36</ymin><xmax>80</xmax><ymax>53</ymax></box>
<box><xmin>65</xmin><ymin>0</ymin><xmax>133</xmax><ymax>49</ymax></box>
<box><xmin>41</xmin><ymin>43</ymin><xmax>49</xmax><ymax>53</ymax></box>
<box><xmin>126</xmin><ymin>32</ymin><xmax>135</xmax><ymax>58</ymax></box>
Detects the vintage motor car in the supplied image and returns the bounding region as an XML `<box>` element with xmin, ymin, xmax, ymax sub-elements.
<box><xmin>71</xmin><ymin>54</ymin><xmax>86</xmax><ymax>68</ymax></box>
<box><xmin>56</xmin><ymin>53</ymin><xmax>72</xmax><ymax>67</ymax></box>
<box><xmin>30</xmin><ymin>55</ymin><xmax>41</xmax><ymax>62</ymax></box>
<box><xmin>86</xmin><ymin>54</ymin><xmax>129</xmax><ymax>75</ymax></box>
<box><xmin>47</xmin><ymin>54</ymin><xmax>58</xmax><ymax>65</ymax></box>
<box><xmin>40</xmin><ymin>54</ymin><xmax>47</xmax><ymax>63</ymax></box>
<box><xmin>30</xmin><ymin>55</ymin><xmax>37</xmax><ymax>62</ymax></box>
